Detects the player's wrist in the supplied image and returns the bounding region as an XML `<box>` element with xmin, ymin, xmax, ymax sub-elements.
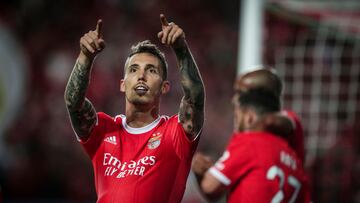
<box><xmin>78</xmin><ymin>51</ymin><xmax>93</xmax><ymax>66</ymax></box>
<box><xmin>172</xmin><ymin>38</ymin><xmax>187</xmax><ymax>50</ymax></box>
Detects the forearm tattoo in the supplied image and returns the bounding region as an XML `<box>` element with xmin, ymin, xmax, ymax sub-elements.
<box><xmin>174</xmin><ymin>44</ymin><xmax>205</xmax><ymax>138</ymax></box>
<box><xmin>64</xmin><ymin>61</ymin><xmax>97</xmax><ymax>138</ymax></box>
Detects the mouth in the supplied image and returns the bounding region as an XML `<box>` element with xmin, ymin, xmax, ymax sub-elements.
<box><xmin>134</xmin><ymin>84</ymin><xmax>149</xmax><ymax>96</ymax></box>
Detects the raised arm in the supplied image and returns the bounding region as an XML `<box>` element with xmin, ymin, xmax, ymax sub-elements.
<box><xmin>64</xmin><ymin>20</ymin><xmax>105</xmax><ymax>140</ymax></box>
<box><xmin>158</xmin><ymin>14</ymin><xmax>205</xmax><ymax>140</ymax></box>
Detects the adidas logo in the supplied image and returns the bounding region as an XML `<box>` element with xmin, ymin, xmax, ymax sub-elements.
<box><xmin>104</xmin><ymin>136</ymin><xmax>117</xmax><ymax>145</ymax></box>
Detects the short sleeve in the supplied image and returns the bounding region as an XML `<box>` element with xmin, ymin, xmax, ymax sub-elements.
<box><xmin>79</xmin><ymin>112</ymin><xmax>113</xmax><ymax>159</ymax></box>
<box><xmin>167</xmin><ymin>115</ymin><xmax>200</xmax><ymax>160</ymax></box>
<box><xmin>209</xmin><ymin>136</ymin><xmax>255</xmax><ymax>187</ymax></box>
<box><xmin>282</xmin><ymin>110</ymin><xmax>305</xmax><ymax>163</ymax></box>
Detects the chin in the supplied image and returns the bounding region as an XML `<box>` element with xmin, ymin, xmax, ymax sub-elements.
<box><xmin>130</xmin><ymin>96</ymin><xmax>153</xmax><ymax>105</ymax></box>
<box><xmin>131</xmin><ymin>99</ymin><xmax>149</xmax><ymax>105</ymax></box>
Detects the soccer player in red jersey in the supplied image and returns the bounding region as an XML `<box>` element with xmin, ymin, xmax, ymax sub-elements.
<box><xmin>64</xmin><ymin>14</ymin><xmax>204</xmax><ymax>203</ymax></box>
<box><xmin>234</xmin><ymin>68</ymin><xmax>305</xmax><ymax>163</ymax></box>
<box><xmin>192</xmin><ymin>89</ymin><xmax>311</xmax><ymax>203</ymax></box>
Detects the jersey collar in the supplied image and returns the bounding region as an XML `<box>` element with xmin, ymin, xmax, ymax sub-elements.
<box><xmin>120</xmin><ymin>115</ymin><xmax>162</xmax><ymax>134</ymax></box>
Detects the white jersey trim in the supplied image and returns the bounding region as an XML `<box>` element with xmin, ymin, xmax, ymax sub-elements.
<box><xmin>192</xmin><ymin>128</ymin><xmax>202</xmax><ymax>141</ymax></box>
<box><xmin>119</xmin><ymin>114</ymin><xmax>164</xmax><ymax>134</ymax></box>
<box><xmin>209</xmin><ymin>167</ymin><xmax>231</xmax><ymax>186</ymax></box>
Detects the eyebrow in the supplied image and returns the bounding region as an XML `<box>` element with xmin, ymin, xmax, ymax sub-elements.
<box><xmin>128</xmin><ymin>64</ymin><xmax>139</xmax><ymax>68</ymax></box>
<box><xmin>126</xmin><ymin>62</ymin><xmax>161</xmax><ymax>76</ymax></box>
<box><xmin>128</xmin><ymin>63</ymin><xmax>157</xmax><ymax>68</ymax></box>
<box><xmin>145</xmin><ymin>64</ymin><xmax>157</xmax><ymax>69</ymax></box>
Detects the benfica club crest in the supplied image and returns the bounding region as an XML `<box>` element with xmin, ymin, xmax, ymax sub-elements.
<box><xmin>147</xmin><ymin>132</ymin><xmax>162</xmax><ymax>149</ymax></box>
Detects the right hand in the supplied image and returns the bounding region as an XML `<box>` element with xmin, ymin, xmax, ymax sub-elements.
<box><xmin>192</xmin><ymin>152</ymin><xmax>214</xmax><ymax>176</ymax></box>
<box><xmin>157</xmin><ymin>14</ymin><xmax>186</xmax><ymax>49</ymax></box>
<box><xmin>79</xmin><ymin>19</ymin><xmax>105</xmax><ymax>61</ymax></box>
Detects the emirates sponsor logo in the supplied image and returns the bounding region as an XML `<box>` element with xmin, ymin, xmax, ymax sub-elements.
<box><xmin>147</xmin><ymin>132</ymin><xmax>162</xmax><ymax>149</ymax></box>
<box><xmin>104</xmin><ymin>136</ymin><xmax>117</xmax><ymax>145</ymax></box>
<box><xmin>103</xmin><ymin>153</ymin><xmax>156</xmax><ymax>178</ymax></box>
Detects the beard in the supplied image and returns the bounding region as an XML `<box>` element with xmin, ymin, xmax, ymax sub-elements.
<box><xmin>234</xmin><ymin>122</ymin><xmax>245</xmax><ymax>132</ymax></box>
<box><xmin>131</xmin><ymin>98</ymin><xmax>150</xmax><ymax>105</ymax></box>
<box><xmin>233</xmin><ymin>114</ymin><xmax>245</xmax><ymax>132</ymax></box>
<box><xmin>128</xmin><ymin>94</ymin><xmax>151</xmax><ymax>105</ymax></box>
<box><xmin>126</xmin><ymin>90</ymin><xmax>161</xmax><ymax>108</ymax></box>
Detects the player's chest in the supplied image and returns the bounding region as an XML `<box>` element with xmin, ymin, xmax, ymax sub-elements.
<box><xmin>101</xmin><ymin>129</ymin><xmax>167</xmax><ymax>155</ymax></box>
<box><xmin>98</xmin><ymin>129</ymin><xmax>173</xmax><ymax>179</ymax></box>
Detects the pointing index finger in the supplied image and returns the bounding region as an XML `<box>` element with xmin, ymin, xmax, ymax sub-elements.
<box><xmin>96</xmin><ymin>19</ymin><xmax>103</xmax><ymax>37</ymax></box>
<box><xmin>160</xmin><ymin>14</ymin><xmax>169</xmax><ymax>27</ymax></box>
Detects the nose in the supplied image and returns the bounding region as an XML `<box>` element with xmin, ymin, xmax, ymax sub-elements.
<box><xmin>137</xmin><ymin>68</ymin><xmax>146</xmax><ymax>81</ymax></box>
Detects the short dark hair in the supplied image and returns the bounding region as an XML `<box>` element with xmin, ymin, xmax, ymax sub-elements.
<box><xmin>238</xmin><ymin>68</ymin><xmax>283</xmax><ymax>97</ymax></box>
<box><xmin>265</xmin><ymin>69</ymin><xmax>283</xmax><ymax>98</ymax></box>
<box><xmin>238</xmin><ymin>88</ymin><xmax>280</xmax><ymax>115</ymax></box>
<box><xmin>127</xmin><ymin>40</ymin><xmax>168</xmax><ymax>80</ymax></box>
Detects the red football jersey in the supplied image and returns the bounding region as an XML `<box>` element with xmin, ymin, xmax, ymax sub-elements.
<box><xmin>209</xmin><ymin>131</ymin><xmax>311</xmax><ymax>203</ymax></box>
<box><xmin>79</xmin><ymin>112</ymin><xmax>199</xmax><ymax>203</ymax></box>
<box><xmin>282</xmin><ymin>110</ymin><xmax>305</xmax><ymax>163</ymax></box>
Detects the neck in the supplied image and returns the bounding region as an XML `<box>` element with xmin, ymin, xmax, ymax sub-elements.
<box><xmin>125</xmin><ymin>101</ymin><xmax>159</xmax><ymax>128</ymax></box>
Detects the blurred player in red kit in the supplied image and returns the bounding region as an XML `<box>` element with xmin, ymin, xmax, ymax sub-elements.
<box><xmin>64</xmin><ymin>14</ymin><xmax>205</xmax><ymax>203</ymax></box>
<box><xmin>234</xmin><ymin>68</ymin><xmax>305</xmax><ymax>163</ymax></box>
<box><xmin>192</xmin><ymin>89</ymin><xmax>311</xmax><ymax>203</ymax></box>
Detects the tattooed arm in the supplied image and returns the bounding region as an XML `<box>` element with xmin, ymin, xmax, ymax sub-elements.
<box><xmin>174</xmin><ymin>41</ymin><xmax>205</xmax><ymax>140</ymax></box>
<box><xmin>64</xmin><ymin>20</ymin><xmax>105</xmax><ymax>140</ymax></box>
<box><xmin>158</xmin><ymin>14</ymin><xmax>205</xmax><ymax>140</ymax></box>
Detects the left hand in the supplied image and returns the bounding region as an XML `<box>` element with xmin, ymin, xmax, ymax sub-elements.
<box><xmin>192</xmin><ymin>152</ymin><xmax>214</xmax><ymax>176</ymax></box>
<box><xmin>157</xmin><ymin>14</ymin><xmax>186</xmax><ymax>49</ymax></box>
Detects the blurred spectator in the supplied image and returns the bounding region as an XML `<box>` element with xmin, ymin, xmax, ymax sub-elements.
<box><xmin>310</xmin><ymin>120</ymin><xmax>360</xmax><ymax>203</ymax></box>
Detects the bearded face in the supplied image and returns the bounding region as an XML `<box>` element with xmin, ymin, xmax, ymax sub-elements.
<box><xmin>232</xmin><ymin>93</ymin><xmax>246</xmax><ymax>132</ymax></box>
<box><xmin>121</xmin><ymin>53</ymin><xmax>169</xmax><ymax>107</ymax></box>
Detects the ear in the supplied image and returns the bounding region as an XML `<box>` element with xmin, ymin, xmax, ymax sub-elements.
<box><xmin>120</xmin><ymin>79</ymin><xmax>125</xmax><ymax>93</ymax></box>
<box><xmin>244</xmin><ymin>110</ymin><xmax>258</xmax><ymax>129</ymax></box>
<box><xmin>161</xmin><ymin>81</ymin><xmax>170</xmax><ymax>94</ymax></box>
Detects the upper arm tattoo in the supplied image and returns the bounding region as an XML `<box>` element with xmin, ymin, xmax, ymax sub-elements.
<box><xmin>64</xmin><ymin>60</ymin><xmax>97</xmax><ymax>139</ymax></box>
<box><xmin>174</xmin><ymin>43</ymin><xmax>205</xmax><ymax>139</ymax></box>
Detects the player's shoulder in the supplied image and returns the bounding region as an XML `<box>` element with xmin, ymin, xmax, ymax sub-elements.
<box><xmin>240</xmin><ymin>131</ymin><xmax>303</xmax><ymax>166</ymax></box>
<box><xmin>233</xmin><ymin>131</ymin><xmax>278</xmax><ymax>141</ymax></box>
<box><xmin>154</xmin><ymin>114</ymin><xmax>185</xmax><ymax>133</ymax></box>
<box><xmin>159</xmin><ymin>114</ymin><xmax>180</xmax><ymax>125</ymax></box>
<box><xmin>96</xmin><ymin>112</ymin><xmax>121</xmax><ymax>126</ymax></box>
<box><xmin>97</xmin><ymin>112</ymin><xmax>114</xmax><ymax>119</ymax></box>
<box><xmin>232</xmin><ymin>131</ymin><xmax>289</xmax><ymax>149</ymax></box>
<box><xmin>229</xmin><ymin>131</ymin><xmax>265</xmax><ymax>147</ymax></box>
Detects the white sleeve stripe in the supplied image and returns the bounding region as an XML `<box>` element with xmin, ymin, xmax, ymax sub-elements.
<box><xmin>95</xmin><ymin>113</ymin><xmax>99</xmax><ymax>126</ymax></box>
<box><xmin>208</xmin><ymin>167</ymin><xmax>231</xmax><ymax>186</ymax></box>
<box><xmin>191</xmin><ymin>128</ymin><xmax>202</xmax><ymax>142</ymax></box>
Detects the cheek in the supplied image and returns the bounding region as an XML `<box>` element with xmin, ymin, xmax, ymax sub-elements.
<box><xmin>123</xmin><ymin>79</ymin><xmax>134</xmax><ymax>93</ymax></box>
<box><xmin>124</xmin><ymin>76</ymin><xmax>136</xmax><ymax>86</ymax></box>
<box><xmin>149</xmin><ymin>77</ymin><xmax>163</xmax><ymax>90</ymax></box>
